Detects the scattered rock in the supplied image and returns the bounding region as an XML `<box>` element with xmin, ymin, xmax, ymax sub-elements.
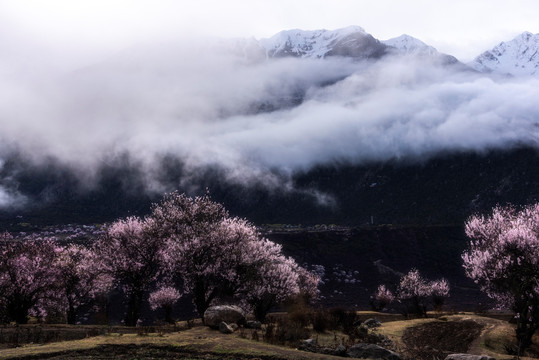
<box><xmin>203</xmin><ymin>305</ymin><xmax>246</xmax><ymax>328</ymax></box>
<box><xmin>335</xmin><ymin>344</ymin><xmax>347</xmax><ymax>356</ymax></box>
<box><xmin>444</xmin><ymin>355</ymin><xmax>496</xmax><ymax>360</ymax></box>
<box><xmin>245</xmin><ymin>320</ymin><xmax>262</xmax><ymax>329</ymax></box>
<box><xmin>298</xmin><ymin>338</ymin><xmax>317</xmax><ymax>352</ymax></box>
<box><xmin>347</xmin><ymin>343</ymin><xmax>401</xmax><ymax>360</ymax></box>
<box><xmin>362</xmin><ymin>318</ymin><xmax>382</xmax><ymax>328</ymax></box>
<box><xmin>320</xmin><ymin>344</ymin><xmax>347</xmax><ymax>357</ymax></box>
<box><xmin>218</xmin><ymin>321</ymin><xmax>234</xmax><ymax>334</ymax></box>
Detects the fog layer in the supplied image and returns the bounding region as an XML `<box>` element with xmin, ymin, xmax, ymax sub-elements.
<box><xmin>0</xmin><ymin>40</ymin><xmax>538</xmax><ymax>206</ymax></box>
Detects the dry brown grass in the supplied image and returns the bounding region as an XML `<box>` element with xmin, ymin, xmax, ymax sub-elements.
<box><xmin>0</xmin><ymin>325</ymin><xmax>345</xmax><ymax>360</ymax></box>
<box><xmin>1</xmin><ymin>314</ymin><xmax>538</xmax><ymax>360</ymax></box>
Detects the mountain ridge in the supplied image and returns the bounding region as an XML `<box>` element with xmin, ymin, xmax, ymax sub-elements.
<box><xmin>469</xmin><ymin>31</ymin><xmax>539</xmax><ymax>76</ymax></box>
<box><xmin>255</xmin><ymin>26</ymin><xmax>539</xmax><ymax>76</ymax></box>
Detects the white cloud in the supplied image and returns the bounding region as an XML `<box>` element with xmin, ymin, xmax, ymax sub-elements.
<box><xmin>0</xmin><ymin>42</ymin><xmax>537</xmax><ymax>198</ymax></box>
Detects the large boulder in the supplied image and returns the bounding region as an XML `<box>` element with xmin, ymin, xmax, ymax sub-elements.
<box><xmin>203</xmin><ymin>305</ymin><xmax>246</xmax><ymax>328</ymax></box>
<box><xmin>444</xmin><ymin>355</ymin><xmax>495</xmax><ymax>360</ymax></box>
<box><xmin>347</xmin><ymin>343</ymin><xmax>401</xmax><ymax>360</ymax></box>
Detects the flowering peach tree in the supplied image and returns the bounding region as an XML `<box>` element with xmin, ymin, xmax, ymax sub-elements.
<box><xmin>0</xmin><ymin>233</ymin><xmax>60</xmax><ymax>323</ymax></box>
<box><xmin>371</xmin><ymin>284</ymin><xmax>395</xmax><ymax>311</ymax></box>
<box><xmin>463</xmin><ymin>204</ymin><xmax>539</xmax><ymax>353</ymax></box>
<box><xmin>53</xmin><ymin>244</ymin><xmax>113</xmax><ymax>324</ymax></box>
<box><xmin>95</xmin><ymin>216</ymin><xmax>165</xmax><ymax>326</ymax></box>
<box><xmin>150</xmin><ymin>191</ymin><xmax>319</xmax><ymax>317</ymax></box>
<box><xmin>397</xmin><ymin>268</ymin><xmax>432</xmax><ymax>316</ymax></box>
<box><xmin>430</xmin><ymin>278</ymin><xmax>450</xmax><ymax>311</ymax></box>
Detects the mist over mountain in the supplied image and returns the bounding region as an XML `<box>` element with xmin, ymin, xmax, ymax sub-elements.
<box><xmin>0</xmin><ymin>27</ymin><xmax>538</xmax><ymax>227</ymax></box>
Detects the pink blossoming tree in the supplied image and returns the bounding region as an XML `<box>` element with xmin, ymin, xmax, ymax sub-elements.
<box><xmin>397</xmin><ymin>268</ymin><xmax>431</xmax><ymax>316</ymax></box>
<box><xmin>463</xmin><ymin>204</ymin><xmax>539</xmax><ymax>353</ymax></box>
<box><xmin>240</xmin><ymin>239</ymin><xmax>303</xmax><ymax>321</ymax></box>
<box><xmin>149</xmin><ymin>192</ymin><xmax>318</xmax><ymax>318</ymax></box>
<box><xmin>0</xmin><ymin>233</ymin><xmax>60</xmax><ymax>324</ymax></box>
<box><xmin>430</xmin><ymin>278</ymin><xmax>450</xmax><ymax>311</ymax></box>
<box><xmin>53</xmin><ymin>244</ymin><xmax>113</xmax><ymax>324</ymax></box>
<box><xmin>95</xmin><ymin>216</ymin><xmax>165</xmax><ymax>326</ymax></box>
<box><xmin>371</xmin><ymin>284</ymin><xmax>395</xmax><ymax>311</ymax></box>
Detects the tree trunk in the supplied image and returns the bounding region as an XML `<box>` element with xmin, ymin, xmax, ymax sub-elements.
<box><xmin>66</xmin><ymin>304</ymin><xmax>77</xmax><ymax>325</ymax></box>
<box><xmin>7</xmin><ymin>297</ymin><xmax>31</xmax><ymax>324</ymax></box>
<box><xmin>193</xmin><ymin>280</ymin><xmax>213</xmax><ymax>318</ymax></box>
<box><xmin>253</xmin><ymin>296</ymin><xmax>275</xmax><ymax>323</ymax></box>
<box><xmin>516</xmin><ymin>321</ymin><xmax>535</xmax><ymax>355</ymax></box>
<box><xmin>124</xmin><ymin>290</ymin><xmax>144</xmax><ymax>326</ymax></box>
<box><xmin>514</xmin><ymin>302</ymin><xmax>538</xmax><ymax>355</ymax></box>
<box><xmin>164</xmin><ymin>305</ymin><xmax>173</xmax><ymax>324</ymax></box>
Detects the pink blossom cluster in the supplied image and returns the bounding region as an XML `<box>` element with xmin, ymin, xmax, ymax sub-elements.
<box><xmin>397</xmin><ymin>269</ymin><xmax>431</xmax><ymax>300</ymax></box>
<box><xmin>149</xmin><ymin>286</ymin><xmax>182</xmax><ymax>311</ymax></box>
<box><xmin>430</xmin><ymin>278</ymin><xmax>450</xmax><ymax>298</ymax></box>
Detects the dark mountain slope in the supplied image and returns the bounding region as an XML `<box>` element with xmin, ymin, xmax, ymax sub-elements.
<box><xmin>266</xmin><ymin>224</ymin><xmax>487</xmax><ymax>310</ymax></box>
<box><xmin>0</xmin><ymin>147</ymin><xmax>536</xmax><ymax>230</ymax></box>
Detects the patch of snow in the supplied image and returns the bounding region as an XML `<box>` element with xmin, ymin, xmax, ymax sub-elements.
<box><xmin>382</xmin><ymin>34</ymin><xmax>438</xmax><ymax>56</ymax></box>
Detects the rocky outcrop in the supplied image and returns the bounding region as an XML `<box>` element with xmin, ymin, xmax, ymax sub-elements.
<box><xmin>444</xmin><ymin>354</ymin><xmax>495</xmax><ymax>360</ymax></box>
<box><xmin>203</xmin><ymin>305</ymin><xmax>245</xmax><ymax>328</ymax></box>
<box><xmin>346</xmin><ymin>343</ymin><xmax>401</xmax><ymax>360</ymax></box>
<box><xmin>301</xmin><ymin>339</ymin><xmax>400</xmax><ymax>359</ymax></box>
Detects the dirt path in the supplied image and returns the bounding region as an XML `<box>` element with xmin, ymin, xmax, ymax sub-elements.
<box><xmin>446</xmin><ymin>315</ymin><xmax>538</xmax><ymax>360</ymax></box>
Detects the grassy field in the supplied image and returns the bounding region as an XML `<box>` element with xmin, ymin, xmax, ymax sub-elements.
<box><xmin>0</xmin><ymin>313</ymin><xmax>537</xmax><ymax>359</ymax></box>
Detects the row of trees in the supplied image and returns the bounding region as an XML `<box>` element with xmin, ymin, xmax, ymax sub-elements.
<box><xmin>0</xmin><ymin>192</ymin><xmax>319</xmax><ymax>325</ymax></box>
<box><xmin>372</xmin><ymin>269</ymin><xmax>450</xmax><ymax>316</ymax></box>
<box><xmin>1</xmin><ymin>195</ymin><xmax>537</xmax><ymax>353</ymax></box>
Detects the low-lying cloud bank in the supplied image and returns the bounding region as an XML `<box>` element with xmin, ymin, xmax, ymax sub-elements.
<box><xmin>0</xmin><ymin>41</ymin><xmax>538</xmax><ymax>207</ymax></box>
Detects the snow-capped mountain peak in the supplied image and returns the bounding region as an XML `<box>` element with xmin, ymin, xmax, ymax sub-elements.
<box><xmin>382</xmin><ymin>34</ymin><xmax>438</xmax><ymax>56</ymax></box>
<box><xmin>381</xmin><ymin>34</ymin><xmax>460</xmax><ymax>66</ymax></box>
<box><xmin>469</xmin><ymin>31</ymin><xmax>539</xmax><ymax>76</ymax></box>
<box><xmin>259</xmin><ymin>26</ymin><xmax>387</xmax><ymax>59</ymax></box>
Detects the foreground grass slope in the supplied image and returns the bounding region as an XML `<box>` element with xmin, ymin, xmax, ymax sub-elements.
<box><xmin>1</xmin><ymin>314</ymin><xmax>537</xmax><ymax>360</ymax></box>
<box><xmin>0</xmin><ymin>325</ymin><xmax>343</xmax><ymax>360</ymax></box>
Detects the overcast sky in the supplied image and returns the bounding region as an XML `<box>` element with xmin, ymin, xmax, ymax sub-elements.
<box><xmin>1</xmin><ymin>0</ymin><xmax>538</xmax><ymax>67</ymax></box>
